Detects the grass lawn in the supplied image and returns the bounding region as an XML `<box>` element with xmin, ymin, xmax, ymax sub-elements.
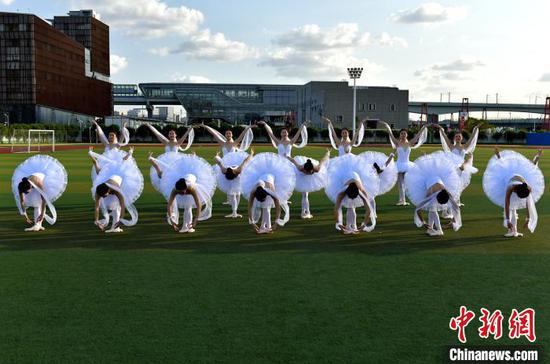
<box><xmin>0</xmin><ymin>145</ymin><xmax>548</xmax><ymax>363</ymax></box>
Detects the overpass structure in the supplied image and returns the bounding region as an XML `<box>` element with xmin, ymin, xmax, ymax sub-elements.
<box><xmin>408</xmin><ymin>101</ymin><xmax>546</xmax><ymax>115</ymax></box>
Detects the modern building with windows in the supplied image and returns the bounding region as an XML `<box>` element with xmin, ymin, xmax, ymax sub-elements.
<box><xmin>113</xmin><ymin>81</ymin><xmax>409</xmax><ymax>128</ymax></box>
<box><xmin>0</xmin><ymin>10</ymin><xmax>112</xmax><ymax>125</ymax></box>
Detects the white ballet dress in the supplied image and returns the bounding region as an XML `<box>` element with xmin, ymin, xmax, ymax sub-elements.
<box><xmin>358</xmin><ymin>151</ymin><xmax>398</xmax><ymax>195</ymax></box>
<box><xmin>213</xmin><ymin>151</ymin><xmax>249</xmax><ymax>195</ymax></box>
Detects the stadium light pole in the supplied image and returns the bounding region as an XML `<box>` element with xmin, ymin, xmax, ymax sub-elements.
<box><xmin>347</xmin><ymin>67</ymin><xmax>363</xmax><ymax>134</ymax></box>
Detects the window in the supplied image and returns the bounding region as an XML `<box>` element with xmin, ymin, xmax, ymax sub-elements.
<box><xmin>18</xmin><ymin>24</ymin><xmax>28</xmax><ymax>31</ymax></box>
<box><xmin>0</xmin><ymin>24</ymin><xmax>4</xmax><ymax>31</ymax></box>
<box><xmin>359</xmin><ymin>103</ymin><xmax>365</xmax><ymax>111</ymax></box>
<box><xmin>368</xmin><ymin>103</ymin><xmax>376</xmax><ymax>111</ymax></box>
<box><xmin>390</xmin><ymin>104</ymin><xmax>397</xmax><ymax>112</ymax></box>
<box><xmin>336</xmin><ymin>115</ymin><xmax>343</xmax><ymax>123</ymax></box>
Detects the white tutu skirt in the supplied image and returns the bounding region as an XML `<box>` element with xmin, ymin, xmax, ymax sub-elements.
<box><xmin>12</xmin><ymin>155</ymin><xmax>68</xmax><ymax>206</ymax></box>
<box><xmin>483</xmin><ymin>150</ymin><xmax>545</xmax><ymax>209</ymax></box>
<box><xmin>214</xmin><ymin>151</ymin><xmax>249</xmax><ymax>195</ymax></box>
<box><xmin>405</xmin><ymin>154</ymin><xmax>462</xmax><ymax>211</ymax></box>
<box><xmin>430</xmin><ymin>151</ymin><xmax>477</xmax><ymax>192</ymax></box>
<box><xmin>91</xmin><ymin>160</ymin><xmax>144</xmax><ymax>204</ymax></box>
<box><xmin>150</xmin><ymin>152</ymin><xmax>184</xmax><ymax>192</ymax></box>
<box><xmin>241</xmin><ymin>153</ymin><xmax>296</xmax><ymax>200</ymax></box>
<box><xmin>292</xmin><ymin>156</ymin><xmax>327</xmax><ymax>193</ymax></box>
<box><xmin>91</xmin><ymin>149</ymin><xmax>129</xmax><ymax>180</ymax></box>
<box><xmin>160</xmin><ymin>154</ymin><xmax>217</xmax><ymax>204</ymax></box>
<box><xmin>325</xmin><ymin>154</ymin><xmax>379</xmax><ymax>208</ymax></box>
<box><xmin>358</xmin><ymin>151</ymin><xmax>397</xmax><ymax>195</ymax></box>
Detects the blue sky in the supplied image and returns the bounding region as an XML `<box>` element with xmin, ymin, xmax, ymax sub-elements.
<box><xmin>2</xmin><ymin>0</ymin><xmax>549</xmax><ymax>104</ymax></box>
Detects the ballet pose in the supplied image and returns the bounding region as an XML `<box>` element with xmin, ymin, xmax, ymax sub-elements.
<box><xmin>357</xmin><ymin>151</ymin><xmax>398</xmax><ymax>201</ymax></box>
<box><xmin>92</xmin><ymin>119</ymin><xmax>130</xmax><ymax>152</ymax></box>
<box><xmin>240</xmin><ymin>153</ymin><xmax>296</xmax><ymax>234</ymax></box>
<box><xmin>160</xmin><ymin>154</ymin><xmax>217</xmax><ymax>233</ymax></box>
<box><xmin>322</xmin><ymin>117</ymin><xmax>366</xmax><ymax>156</ymax></box>
<box><xmin>405</xmin><ymin>154</ymin><xmax>462</xmax><ymax>236</ymax></box>
<box><xmin>438</xmin><ymin>124</ymin><xmax>480</xmax><ymax>158</ymax></box>
<box><xmin>286</xmin><ymin>149</ymin><xmax>330</xmax><ymax>218</ymax></box>
<box><xmin>201</xmin><ymin>123</ymin><xmax>254</xmax><ymax>155</ymax></box>
<box><xmin>12</xmin><ymin>155</ymin><xmax>68</xmax><ymax>232</ymax></box>
<box><xmin>381</xmin><ymin>121</ymin><xmax>428</xmax><ymax>206</ymax></box>
<box><xmin>483</xmin><ymin>148</ymin><xmax>544</xmax><ymax>237</ymax></box>
<box><xmin>325</xmin><ymin>154</ymin><xmax>378</xmax><ymax>234</ymax></box>
<box><xmin>145</xmin><ymin>122</ymin><xmax>195</xmax><ymax>152</ymax></box>
<box><xmin>213</xmin><ymin>149</ymin><xmax>255</xmax><ymax>218</ymax></box>
<box><xmin>258</xmin><ymin>120</ymin><xmax>309</xmax><ymax>157</ymax></box>
<box><xmin>91</xmin><ymin>149</ymin><xmax>143</xmax><ymax>233</ymax></box>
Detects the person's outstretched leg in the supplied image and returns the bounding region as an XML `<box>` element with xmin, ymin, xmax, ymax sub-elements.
<box><xmin>301</xmin><ymin>192</ymin><xmax>312</xmax><ymax>219</ymax></box>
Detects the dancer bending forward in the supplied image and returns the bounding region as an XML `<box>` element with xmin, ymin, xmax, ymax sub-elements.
<box><xmin>358</xmin><ymin>151</ymin><xmax>398</xmax><ymax>205</ymax></box>
<box><xmin>381</xmin><ymin>121</ymin><xmax>428</xmax><ymax>206</ymax></box>
<box><xmin>405</xmin><ymin>154</ymin><xmax>462</xmax><ymax>236</ymax></box>
<box><xmin>91</xmin><ymin>151</ymin><xmax>143</xmax><ymax>233</ymax></box>
<box><xmin>483</xmin><ymin>148</ymin><xmax>544</xmax><ymax>237</ymax></box>
<box><xmin>240</xmin><ymin>153</ymin><xmax>296</xmax><ymax>234</ymax></box>
<box><xmin>325</xmin><ymin>154</ymin><xmax>378</xmax><ymax>234</ymax></box>
<box><xmin>287</xmin><ymin>149</ymin><xmax>330</xmax><ymax>219</ymax></box>
<box><xmin>213</xmin><ymin>150</ymin><xmax>254</xmax><ymax>218</ymax></box>
<box><xmin>12</xmin><ymin>155</ymin><xmax>68</xmax><ymax>232</ymax></box>
<box><xmin>160</xmin><ymin>154</ymin><xmax>217</xmax><ymax>233</ymax></box>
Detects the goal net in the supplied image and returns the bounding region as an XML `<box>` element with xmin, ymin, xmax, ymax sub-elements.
<box><xmin>10</xmin><ymin>129</ymin><xmax>56</xmax><ymax>153</ymax></box>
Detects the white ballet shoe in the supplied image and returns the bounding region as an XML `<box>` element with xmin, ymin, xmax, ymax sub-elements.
<box><xmin>301</xmin><ymin>211</ymin><xmax>313</xmax><ymax>219</ymax></box>
<box><xmin>442</xmin><ymin>212</ymin><xmax>454</xmax><ymax>219</ymax></box>
<box><xmin>222</xmin><ymin>201</ymin><xmax>230</xmax><ymax>205</ymax></box>
<box><xmin>504</xmin><ymin>230</ymin><xmax>522</xmax><ymax>238</ymax></box>
<box><xmin>106</xmin><ymin>227</ymin><xmax>123</xmax><ymax>233</ymax></box>
<box><xmin>427</xmin><ymin>228</ymin><xmax>443</xmax><ymax>236</ymax></box>
<box><xmin>24</xmin><ymin>224</ymin><xmax>42</xmax><ymax>232</ymax></box>
<box><xmin>225</xmin><ymin>213</ymin><xmax>242</xmax><ymax>218</ymax></box>
<box><xmin>396</xmin><ymin>201</ymin><xmax>409</xmax><ymax>206</ymax></box>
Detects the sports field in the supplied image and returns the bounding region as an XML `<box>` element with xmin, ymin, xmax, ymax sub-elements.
<box><xmin>0</xmin><ymin>145</ymin><xmax>548</xmax><ymax>363</ymax></box>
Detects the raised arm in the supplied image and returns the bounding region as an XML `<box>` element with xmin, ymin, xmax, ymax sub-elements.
<box><xmin>92</xmin><ymin>120</ymin><xmax>109</xmax><ymax>146</ymax></box>
<box><xmin>315</xmin><ymin>149</ymin><xmax>331</xmax><ymax>172</ymax></box>
<box><xmin>411</xmin><ymin>125</ymin><xmax>428</xmax><ymax>145</ymax></box>
<box><xmin>286</xmin><ymin>156</ymin><xmax>302</xmax><ymax>169</ymax></box>
<box><xmin>351</xmin><ymin>120</ymin><xmax>364</xmax><ymax>145</ymax></box>
<box><xmin>258</xmin><ymin>121</ymin><xmax>280</xmax><ymax>145</ymax></box>
<box><xmin>322</xmin><ymin>117</ymin><xmax>339</xmax><ymax>144</ymax></box>
<box><xmin>146</xmin><ymin>123</ymin><xmax>169</xmax><ymax>144</ymax></box>
<box><xmin>437</xmin><ymin>125</ymin><xmax>453</xmax><ymax>150</ymax></box>
<box><xmin>123</xmin><ymin>147</ymin><xmax>134</xmax><ymax>161</ymax></box>
<box><xmin>214</xmin><ymin>153</ymin><xmax>227</xmax><ymax>173</ymax></box>
<box><xmin>380</xmin><ymin>121</ymin><xmax>399</xmax><ymax>148</ymax></box>
<box><xmin>177</xmin><ymin>127</ymin><xmax>192</xmax><ymax>146</ymax></box>
<box><xmin>494</xmin><ymin>146</ymin><xmax>501</xmax><ymax>159</ymax></box>
<box><xmin>291</xmin><ymin>123</ymin><xmax>307</xmax><ymax>144</ymax></box>
<box><xmin>201</xmin><ymin>124</ymin><xmax>226</xmax><ymax>145</ymax></box>
<box><xmin>532</xmin><ymin>149</ymin><xmax>542</xmax><ymax>165</ymax></box>
<box><xmin>235</xmin><ymin>125</ymin><xmax>253</xmax><ymax>144</ymax></box>
<box><xmin>464</xmin><ymin>125</ymin><xmax>479</xmax><ymax>150</ymax></box>
<box><xmin>235</xmin><ymin>150</ymin><xmax>255</xmax><ymax>173</ymax></box>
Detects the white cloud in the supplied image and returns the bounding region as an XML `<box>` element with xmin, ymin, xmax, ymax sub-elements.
<box><xmin>274</xmin><ymin>23</ymin><xmax>370</xmax><ymax>51</ymax></box>
<box><xmin>391</xmin><ymin>2</ymin><xmax>467</xmax><ymax>24</ymax></box>
<box><xmin>1</xmin><ymin>0</ymin><xmax>15</xmax><ymax>5</ymax></box>
<box><xmin>261</xmin><ymin>23</ymin><xmax>383</xmax><ymax>79</ymax></box>
<box><xmin>75</xmin><ymin>0</ymin><xmax>204</xmax><ymax>38</ymax></box>
<box><xmin>110</xmin><ymin>54</ymin><xmax>128</xmax><ymax>75</ymax></box>
<box><xmin>415</xmin><ymin>58</ymin><xmax>485</xmax><ymax>78</ymax></box>
<box><xmin>539</xmin><ymin>73</ymin><xmax>550</xmax><ymax>82</ymax></box>
<box><xmin>377</xmin><ymin>32</ymin><xmax>408</xmax><ymax>48</ymax></box>
<box><xmin>171</xmin><ymin>73</ymin><xmax>212</xmax><ymax>83</ymax></box>
<box><xmin>149</xmin><ymin>47</ymin><xmax>170</xmax><ymax>57</ymax></box>
<box><xmin>169</xmin><ymin>29</ymin><xmax>258</xmax><ymax>61</ymax></box>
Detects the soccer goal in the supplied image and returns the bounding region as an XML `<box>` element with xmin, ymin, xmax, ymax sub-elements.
<box><xmin>10</xmin><ymin>129</ymin><xmax>56</xmax><ymax>153</ymax></box>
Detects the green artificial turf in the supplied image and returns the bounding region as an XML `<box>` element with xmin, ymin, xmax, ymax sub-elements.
<box><xmin>0</xmin><ymin>145</ymin><xmax>548</xmax><ymax>363</ymax></box>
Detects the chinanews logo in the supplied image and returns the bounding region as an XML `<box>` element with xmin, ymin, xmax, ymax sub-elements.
<box><xmin>446</xmin><ymin>306</ymin><xmax>540</xmax><ymax>363</ymax></box>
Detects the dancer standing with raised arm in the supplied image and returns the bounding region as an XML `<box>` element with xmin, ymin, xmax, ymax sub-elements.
<box><xmin>160</xmin><ymin>154</ymin><xmax>217</xmax><ymax>233</ymax></box>
<box><xmin>213</xmin><ymin>149</ymin><xmax>255</xmax><ymax>218</ymax></box>
<box><xmin>145</xmin><ymin>122</ymin><xmax>195</xmax><ymax>152</ymax></box>
<box><xmin>325</xmin><ymin>154</ymin><xmax>378</xmax><ymax>234</ymax></box>
<box><xmin>483</xmin><ymin>148</ymin><xmax>544</xmax><ymax>237</ymax></box>
<box><xmin>258</xmin><ymin>120</ymin><xmax>309</xmax><ymax>157</ymax></box>
<box><xmin>287</xmin><ymin>149</ymin><xmax>330</xmax><ymax>219</ymax></box>
<box><xmin>91</xmin><ymin>119</ymin><xmax>130</xmax><ymax>152</ymax></box>
<box><xmin>437</xmin><ymin>124</ymin><xmax>480</xmax><ymax>158</ymax></box>
<box><xmin>381</xmin><ymin>121</ymin><xmax>428</xmax><ymax>206</ymax></box>
<box><xmin>322</xmin><ymin>117</ymin><xmax>366</xmax><ymax>156</ymax></box>
<box><xmin>12</xmin><ymin>155</ymin><xmax>68</xmax><ymax>232</ymax></box>
<box><xmin>91</xmin><ymin>149</ymin><xmax>143</xmax><ymax>233</ymax></box>
<box><xmin>240</xmin><ymin>153</ymin><xmax>296</xmax><ymax>234</ymax></box>
<box><xmin>405</xmin><ymin>154</ymin><xmax>462</xmax><ymax>236</ymax></box>
<box><xmin>200</xmin><ymin>123</ymin><xmax>254</xmax><ymax>155</ymax></box>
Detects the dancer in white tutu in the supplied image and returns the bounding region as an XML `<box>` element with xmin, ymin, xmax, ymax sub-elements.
<box><xmin>91</xmin><ymin>152</ymin><xmax>143</xmax><ymax>233</ymax></box>
<box><xmin>381</xmin><ymin>121</ymin><xmax>428</xmax><ymax>206</ymax></box>
<box><xmin>145</xmin><ymin>122</ymin><xmax>195</xmax><ymax>152</ymax></box>
<box><xmin>160</xmin><ymin>154</ymin><xmax>217</xmax><ymax>233</ymax></box>
<box><xmin>483</xmin><ymin>148</ymin><xmax>545</xmax><ymax>237</ymax></box>
<box><xmin>322</xmin><ymin>117</ymin><xmax>366</xmax><ymax>156</ymax></box>
<box><xmin>92</xmin><ymin>119</ymin><xmax>130</xmax><ymax>151</ymax></box>
<box><xmin>12</xmin><ymin>155</ymin><xmax>68</xmax><ymax>232</ymax></box>
<box><xmin>405</xmin><ymin>155</ymin><xmax>462</xmax><ymax>236</ymax></box>
<box><xmin>287</xmin><ymin>149</ymin><xmax>331</xmax><ymax>219</ymax></box>
<box><xmin>437</xmin><ymin>125</ymin><xmax>480</xmax><ymax>158</ymax></box>
<box><xmin>258</xmin><ymin>120</ymin><xmax>309</xmax><ymax>157</ymax></box>
<box><xmin>201</xmin><ymin>123</ymin><xmax>254</xmax><ymax>155</ymax></box>
<box><xmin>240</xmin><ymin>153</ymin><xmax>296</xmax><ymax>234</ymax></box>
<box><xmin>325</xmin><ymin>154</ymin><xmax>378</xmax><ymax>234</ymax></box>
<box><xmin>213</xmin><ymin>149</ymin><xmax>255</xmax><ymax>218</ymax></box>
<box><xmin>358</xmin><ymin>151</ymin><xmax>398</xmax><ymax>198</ymax></box>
